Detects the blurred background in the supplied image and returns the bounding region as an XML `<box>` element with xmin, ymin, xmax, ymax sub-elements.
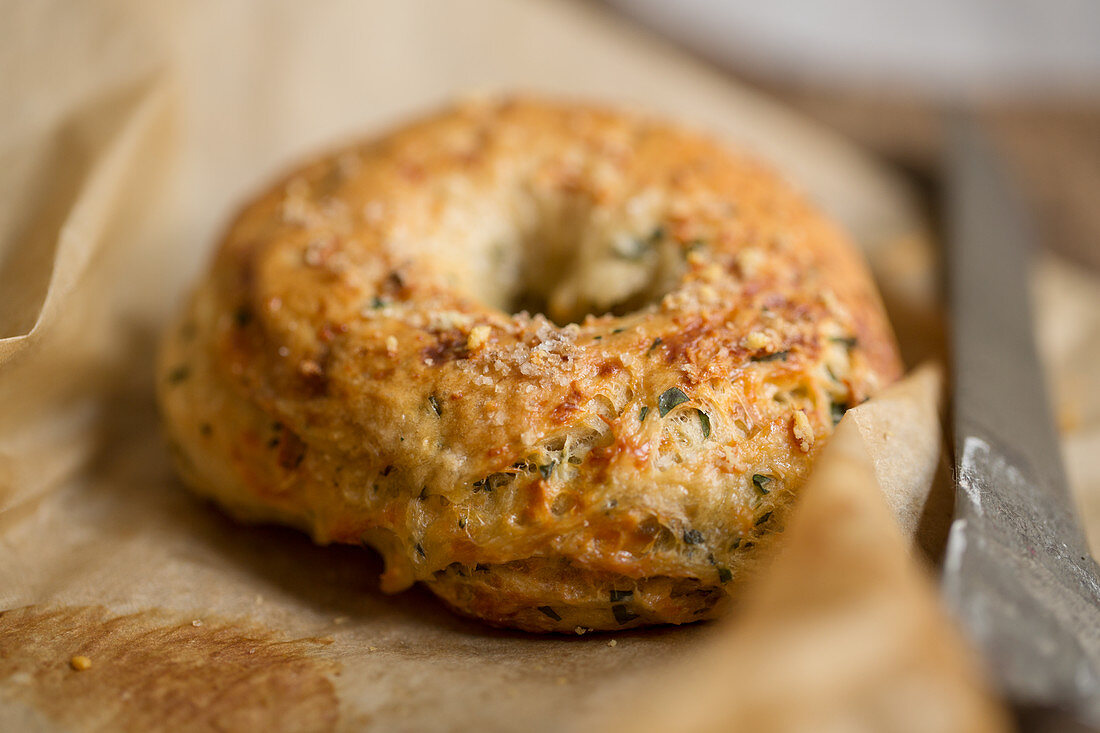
<box><xmin>603</xmin><ymin>0</ymin><xmax>1100</xmax><ymax>269</ymax></box>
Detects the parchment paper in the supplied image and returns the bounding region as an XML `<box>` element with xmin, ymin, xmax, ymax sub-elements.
<box><xmin>2</xmin><ymin>1</ymin><xmax>1097</xmax><ymax>731</ymax></box>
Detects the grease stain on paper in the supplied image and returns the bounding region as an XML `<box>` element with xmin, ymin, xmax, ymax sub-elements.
<box><xmin>0</xmin><ymin>605</ymin><xmax>340</xmax><ymax>732</ymax></box>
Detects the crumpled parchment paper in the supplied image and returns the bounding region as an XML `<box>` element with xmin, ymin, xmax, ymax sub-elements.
<box><xmin>3</xmin><ymin>1</ymin><xmax>1097</xmax><ymax>731</ymax></box>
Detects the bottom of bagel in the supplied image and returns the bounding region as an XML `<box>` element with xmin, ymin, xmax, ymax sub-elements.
<box><xmin>425</xmin><ymin>557</ymin><xmax>730</xmax><ymax>633</ymax></box>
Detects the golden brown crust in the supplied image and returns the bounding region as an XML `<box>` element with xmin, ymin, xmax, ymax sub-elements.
<box><xmin>157</xmin><ymin>97</ymin><xmax>902</xmax><ymax>632</ymax></box>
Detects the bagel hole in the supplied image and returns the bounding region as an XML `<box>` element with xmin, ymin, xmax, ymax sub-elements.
<box><xmin>483</xmin><ymin>213</ymin><xmax>685</xmax><ymax>326</ymax></box>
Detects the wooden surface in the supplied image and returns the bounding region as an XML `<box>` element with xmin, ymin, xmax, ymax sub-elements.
<box><xmin>751</xmin><ymin>84</ymin><xmax>1100</xmax><ymax>271</ymax></box>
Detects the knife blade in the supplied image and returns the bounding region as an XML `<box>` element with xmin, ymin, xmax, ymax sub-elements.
<box><xmin>943</xmin><ymin>112</ymin><xmax>1100</xmax><ymax>726</ymax></box>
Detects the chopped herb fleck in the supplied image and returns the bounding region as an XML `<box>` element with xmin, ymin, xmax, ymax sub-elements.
<box><xmin>167</xmin><ymin>365</ymin><xmax>190</xmax><ymax>384</ymax></box>
<box><xmin>428</xmin><ymin>394</ymin><xmax>442</xmax><ymax>416</ymax></box>
<box><xmin>831</xmin><ymin>400</ymin><xmax>849</xmax><ymax>425</ymax></box>
<box><xmin>717</xmin><ymin>566</ymin><xmax>733</xmax><ymax>583</ymax></box>
<box><xmin>830</xmin><ymin>336</ymin><xmax>858</xmax><ymax>349</ymax></box>
<box><xmin>593</xmin><ymin>335</ymin><xmax>602</xmax><ymax>341</ymax></box>
<box><xmin>609</xmin><ymin>589</ymin><xmax>634</xmax><ymax>602</ymax></box>
<box><xmin>755</xmin><ymin>511</ymin><xmax>773</xmax><ymax>527</ymax></box>
<box><xmin>751</xmin><ymin>350</ymin><xmax>789</xmax><ymax>363</ymax></box>
<box><xmin>538</xmin><ymin>462</ymin><xmax>555</xmax><ymax>480</ymax></box>
<box><xmin>752</xmin><ymin>474</ymin><xmax>773</xmax><ymax>495</ymax></box>
<box><xmin>638</xmin><ymin>405</ymin><xmax>649</xmax><ymax>423</ymax></box>
<box><xmin>683</xmin><ymin>529</ymin><xmax>705</xmax><ymax>545</ymax></box>
<box><xmin>696</xmin><ymin>409</ymin><xmax>711</xmax><ymax>438</ymax></box>
<box><xmin>647</xmin><ymin>337</ymin><xmax>663</xmax><ymax>355</ymax></box>
<box><xmin>612</xmin><ymin>605</ymin><xmax>640</xmax><ymax>625</ymax></box>
<box><xmin>658</xmin><ymin>387</ymin><xmax>689</xmax><ymax>417</ymax></box>
<box><xmin>371</xmin><ymin>296</ymin><xmax>386</xmax><ymax>309</ymax></box>
<box><xmin>612</xmin><ymin>328</ymin><xmax>625</xmax><ymax>334</ymax></box>
<box><xmin>537</xmin><ymin>606</ymin><xmax>562</xmax><ymax>621</ymax></box>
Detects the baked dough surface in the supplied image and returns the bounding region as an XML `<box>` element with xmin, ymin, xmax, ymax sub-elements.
<box><xmin>158</xmin><ymin>98</ymin><xmax>902</xmax><ymax>631</ymax></box>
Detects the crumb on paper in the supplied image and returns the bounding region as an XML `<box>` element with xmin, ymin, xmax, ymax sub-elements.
<box><xmin>368</xmin><ymin>646</ymin><xmax>377</xmax><ymax>652</ymax></box>
<box><xmin>70</xmin><ymin>655</ymin><xmax>92</xmax><ymax>671</ymax></box>
<box><xmin>607</xmin><ymin>639</ymin><xmax>617</xmax><ymax>647</ymax></box>
<box><xmin>191</xmin><ymin>619</ymin><xmax>203</xmax><ymax>627</ymax></box>
<box><xmin>574</xmin><ymin>626</ymin><xmax>588</xmax><ymax>636</ymax></box>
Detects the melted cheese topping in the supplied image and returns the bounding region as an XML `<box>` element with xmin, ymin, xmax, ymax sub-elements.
<box><xmin>158</xmin><ymin>97</ymin><xmax>902</xmax><ymax>631</ymax></box>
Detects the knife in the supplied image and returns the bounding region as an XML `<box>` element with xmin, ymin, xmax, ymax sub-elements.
<box><xmin>943</xmin><ymin>112</ymin><xmax>1100</xmax><ymax>727</ymax></box>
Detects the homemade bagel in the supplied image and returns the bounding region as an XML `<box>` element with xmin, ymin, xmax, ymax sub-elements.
<box><xmin>158</xmin><ymin>97</ymin><xmax>902</xmax><ymax>632</ymax></box>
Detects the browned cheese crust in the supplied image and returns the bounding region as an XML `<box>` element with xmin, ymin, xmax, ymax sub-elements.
<box><xmin>157</xmin><ymin>98</ymin><xmax>903</xmax><ymax>632</ymax></box>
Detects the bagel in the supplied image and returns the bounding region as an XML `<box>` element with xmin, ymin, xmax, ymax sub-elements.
<box><xmin>157</xmin><ymin>97</ymin><xmax>902</xmax><ymax>632</ymax></box>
